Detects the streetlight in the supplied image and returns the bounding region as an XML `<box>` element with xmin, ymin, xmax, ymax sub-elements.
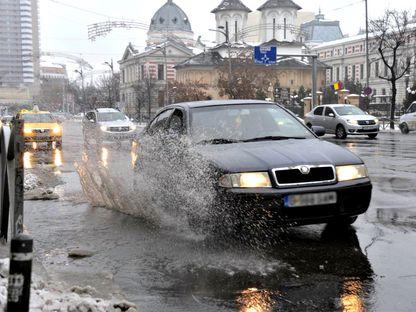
<box><xmin>103</xmin><ymin>59</ymin><xmax>115</xmax><ymax>107</ymax></box>
<box><xmin>75</xmin><ymin>68</ymin><xmax>86</xmax><ymax>111</ymax></box>
<box><xmin>209</xmin><ymin>27</ymin><xmax>233</xmax><ymax>93</ymax></box>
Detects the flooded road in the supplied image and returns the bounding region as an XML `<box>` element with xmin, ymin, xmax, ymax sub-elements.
<box><xmin>24</xmin><ymin>121</ymin><xmax>416</xmax><ymax>311</ymax></box>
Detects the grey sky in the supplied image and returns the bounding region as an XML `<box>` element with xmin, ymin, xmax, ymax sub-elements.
<box><xmin>39</xmin><ymin>0</ymin><xmax>415</xmax><ymax>72</ymax></box>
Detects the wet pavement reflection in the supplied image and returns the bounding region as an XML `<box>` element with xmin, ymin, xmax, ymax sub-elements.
<box><xmin>24</xmin><ymin>147</ymin><xmax>63</xmax><ymax>170</ymax></box>
<box><xmin>23</xmin><ymin>123</ymin><xmax>416</xmax><ymax>311</ymax></box>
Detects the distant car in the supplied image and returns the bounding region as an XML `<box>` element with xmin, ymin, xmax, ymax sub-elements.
<box><xmin>399</xmin><ymin>102</ymin><xmax>416</xmax><ymax>134</ymax></box>
<box><xmin>304</xmin><ymin>104</ymin><xmax>379</xmax><ymax>139</ymax></box>
<box><xmin>17</xmin><ymin>109</ymin><xmax>62</xmax><ymax>148</ymax></box>
<box><xmin>82</xmin><ymin>108</ymin><xmax>137</xmax><ymax>144</ymax></box>
<box><xmin>136</xmin><ymin>100</ymin><xmax>372</xmax><ymax>229</ymax></box>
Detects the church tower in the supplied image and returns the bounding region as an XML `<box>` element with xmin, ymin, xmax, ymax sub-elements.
<box><xmin>258</xmin><ymin>0</ymin><xmax>302</xmax><ymax>42</ymax></box>
<box><xmin>211</xmin><ymin>0</ymin><xmax>251</xmax><ymax>44</ymax></box>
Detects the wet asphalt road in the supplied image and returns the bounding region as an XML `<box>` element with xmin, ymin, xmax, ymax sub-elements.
<box><xmin>24</xmin><ymin>121</ymin><xmax>416</xmax><ymax>312</ymax></box>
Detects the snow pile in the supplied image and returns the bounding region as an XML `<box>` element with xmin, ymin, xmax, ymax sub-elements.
<box><xmin>0</xmin><ymin>259</ymin><xmax>137</xmax><ymax>312</ymax></box>
<box><xmin>24</xmin><ymin>173</ymin><xmax>40</xmax><ymax>191</ymax></box>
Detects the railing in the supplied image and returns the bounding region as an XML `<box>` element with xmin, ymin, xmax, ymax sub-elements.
<box><xmin>0</xmin><ymin>118</ymin><xmax>33</xmax><ymax>311</ymax></box>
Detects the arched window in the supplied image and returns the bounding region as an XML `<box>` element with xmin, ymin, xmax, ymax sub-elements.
<box><xmin>273</xmin><ymin>18</ymin><xmax>276</xmax><ymax>39</ymax></box>
<box><xmin>235</xmin><ymin>20</ymin><xmax>238</xmax><ymax>42</ymax></box>
<box><xmin>225</xmin><ymin>21</ymin><xmax>229</xmax><ymax>42</ymax></box>
<box><xmin>284</xmin><ymin>18</ymin><xmax>287</xmax><ymax>40</ymax></box>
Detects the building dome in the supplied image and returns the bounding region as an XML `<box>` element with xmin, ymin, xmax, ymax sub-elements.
<box><xmin>149</xmin><ymin>0</ymin><xmax>192</xmax><ymax>33</ymax></box>
<box><xmin>147</xmin><ymin>0</ymin><xmax>194</xmax><ymax>46</ymax></box>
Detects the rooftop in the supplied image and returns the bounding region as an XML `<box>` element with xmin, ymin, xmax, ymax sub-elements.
<box><xmin>149</xmin><ymin>0</ymin><xmax>193</xmax><ymax>33</ymax></box>
<box><xmin>211</xmin><ymin>0</ymin><xmax>252</xmax><ymax>13</ymax></box>
<box><xmin>258</xmin><ymin>0</ymin><xmax>302</xmax><ymax>11</ymax></box>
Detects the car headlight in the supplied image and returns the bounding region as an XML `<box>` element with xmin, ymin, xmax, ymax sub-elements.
<box><xmin>336</xmin><ymin>165</ymin><xmax>368</xmax><ymax>182</ymax></box>
<box><xmin>130</xmin><ymin>125</ymin><xmax>137</xmax><ymax>131</ymax></box>
<box><xmin>374</xmin><ymin>118</ymin><xmax>379</xmax><ymax>124</ymax></box>
<box><xmin>100</xmin><ymin>125</ymin><xmax>108</xmax><ymax>132</ymax></box>
<box><xmin>53</xmin><ymin>126</ymin><xmax>61</xmax><ymax>134</ymax></box>
<box><xmin>23</xmin><ymin>128</ymin><xmax>32</xmax><ymax>134</ymax></box>
<box><xmin>346</xmin><ymin>119</ymin><xmax>358</xmax><ymax>125</ymax></box>
<box><xmin>219</xmin><ymin>172</ymin><xmax>272</xmax><ymax>188</ymax></box>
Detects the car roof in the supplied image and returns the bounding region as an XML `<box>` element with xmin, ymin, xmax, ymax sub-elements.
<box><xmin>95</xmin><ymin>108</ymin><xmax>120</xmax><ymax>113</ymax></box>
<box><xmin>317</xmin><ymin>104</ymin><xmax>356</xmax><ymax>108</ymax></box>
<box><xmin>166</xmin><ymin>100</ymin><xmax>278</xmax><ymax>109</ymax></box>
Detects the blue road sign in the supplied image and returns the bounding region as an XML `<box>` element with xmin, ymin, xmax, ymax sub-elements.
<box><xmin>254</xmin><ymin>46</ymin><xmax>277</xmax><ymax>65</ymax></box>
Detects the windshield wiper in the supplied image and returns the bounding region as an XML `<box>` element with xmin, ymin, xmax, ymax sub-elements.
<box><xmin>243</xmin><ymin>136</ymin><xmax>306</xmax><ymax>142</ymax></box>
<box><xmin>197</xmin><ymin>138</ymin><xmax>242</xmax><ymax>145</ymax></box>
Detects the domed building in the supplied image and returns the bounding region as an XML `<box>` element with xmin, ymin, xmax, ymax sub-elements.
<box><xmin>147</xmin><ymin>0</ymin><xmax>195</xmax><ymax>47</ymax></box>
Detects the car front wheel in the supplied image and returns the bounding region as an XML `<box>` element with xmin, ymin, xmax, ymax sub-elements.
<box><xmin>400</xmin><ymin>123</ymin><xmax>410</xmax><ymax>134</ymax></box>
<box><xmin>336</xmin><ymin>125</ymin><xmax>347</xmax><ymax>139</ymax></box>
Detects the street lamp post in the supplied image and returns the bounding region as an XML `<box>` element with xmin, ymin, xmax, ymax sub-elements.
<box><xmin>210</xmin><ymin>27</ymin><xmax>233</xmax><ymax>94</ymax></box>
<box><xmin>103</xmin><ymin>59</ymin><xmax>114</xmax><ymax>107</ymax></box>
<box><xmin>75</xmin><ymin>68</ymin><xmax>86</xmax><ymax>111</ymax></box>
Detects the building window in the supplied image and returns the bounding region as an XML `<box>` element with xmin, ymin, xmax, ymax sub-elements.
<box><xmin>375</xmin><ymin>62</ymin><xmax>379</xmax><ymax>77</ymax></box>
<box><xmin>360</xmin><ymin>64</ymin><xmax>364</xmax><ymax>80</ymax></box>
<box><xmin>345</xmin><ymin>66</ymin><xmax>349</xmax><ymax>80</ymax></box>
<box><xmin>336</xmin><ymin>67</ymin><xmax>340</xmax><ymax>81</ymax></box>
<box><xmin>352</xmin><ymin>65</ymin><xmax>356</xmax><ymax>81</ymax></box>
<box><xmin>225</xmin><ymin>21</ymin><xmax>229</xmax><ymax>42</ymax></box>
<box><xmin>141</xmin><ymin>64</ymin><xmax>145</xmax><ymax>80</ymax></box>
<box><xmin>384</xmin><ymin>64</ymin><xmax>388</xmax><ymax>77</ymax></box>
<box><xmin>122</xmin><ymin>69</ymin><xmax>125</xmax><ymax>83</ymax></box>
<box><xmin>283</xmin><ymin>18</ymin><xmax>287</xmax><ymax>40</ymax></box>
<box><xmin>235</xmin><ymin>20</ymin><xmax>238</xmax><ymax>42</ymax></box>
<box><xmin>158</xmin><ymin>90</ymin><xmax>165</xmax><ymax>107</ymax></box>
<box><xmin>158</xmin><ymin>64</ymin><xmax>164</xmax><ymax>81</ymax></box>
<box><xmin>273</xmin><ymin>18</ymin><xmax>276</xmax><ymax>39</ymax></box>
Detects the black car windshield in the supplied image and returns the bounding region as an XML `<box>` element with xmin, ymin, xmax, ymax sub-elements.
<box><xmin>334</xmin><ymin>106</ymin><xmax>365</xmax><ymax>116</ymax></box>
<box><xmin>21</xmin><ymin>113</ymin><xmax>55</xmax><ymax>123</ymax></box>
<box><xmin>408</xmin><ymin>103</ymin><xmax>416</xmax><ymax>113</ymax></box>
<box><xmin>190</xmin><ymin>104</ymin><xmax>314</xmax><ymax>143</ymax></box>
<box><xmin>98</xmin><ymin>112</ymin><xmax>127</xmax><ymax>122</ymax></box>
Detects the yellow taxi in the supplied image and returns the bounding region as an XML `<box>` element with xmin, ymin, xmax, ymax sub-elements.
<box><xmin>17</xmin><ymin>108</ymin><xmax>63</xmax><ymax>148</ymax></box>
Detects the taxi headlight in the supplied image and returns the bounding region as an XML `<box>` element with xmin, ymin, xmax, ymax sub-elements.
<box><xmin>100</xmin><ymin>125</ymin><xmax>108</xmax><ymax>132</ymax></box>
<box><xmin>23</xmin><ymin>128</ymin><xmax>32</xmax><ymax>134</ymax></box>
<box><xmin>130</xmin><ymin>125</ymin><xmax>137</xmax><ymax>131</ymax></box>
<box><xmin>346</xmin><ymin>119</ymin><xmax>359</xmax><ymax>125</ymax></box>
<box><xmin>336</xmin><ymin>165</ymin><xmax>368</xmax><ymax>182</ymax></box>
<box><xmin>219</xmin><ymin>172</ymin><xmax>272</xmax><ymax>188</ymax></box>
<box><xmin>53</xmin><ymin>126</ymin><xmax>61</xmax><ymax>134</ymax></box>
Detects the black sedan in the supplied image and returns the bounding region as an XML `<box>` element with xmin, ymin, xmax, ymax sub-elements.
<box><xmin>135</xmin><ymin>100</ymin><xmax>372</xmax><ymax>230</ymax></box>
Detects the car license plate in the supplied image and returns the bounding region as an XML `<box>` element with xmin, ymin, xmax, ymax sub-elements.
<box><xmin>363</xmin><ymin>125</ymin><xmax>378</xmax><ymax>130</ymax></box>
<box><xmin>284</xmin><ymin>192</ymin><xmax>337</xmax><ymax>208</ymax></box>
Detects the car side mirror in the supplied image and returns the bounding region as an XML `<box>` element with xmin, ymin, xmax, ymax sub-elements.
<box><xmin>329</xmin><ymin>113</ymin><xmax>335</xmax><ymax>118</ymax></box>
<box><xmin>311</xmin><ymin>126</ymin><xmax>326</xmax><ymax>137</ymax></box>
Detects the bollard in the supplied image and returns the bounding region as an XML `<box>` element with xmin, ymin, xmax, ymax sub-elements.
<box><xmin>7</xmin><ymin>234</ymin><xmax>33</xmax><ymax>312</ymax></box>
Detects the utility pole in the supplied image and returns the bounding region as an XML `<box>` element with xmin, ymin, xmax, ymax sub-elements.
<box><xmin>365</xmin><ymin>0</ymin><xmax>370</xmax><ymax>88</ymax></box>
<box><xmin>75</xmin><ymin>68</ymin><xmax>86</xmax><ymax>112</ymax></box>
<box><xmin>103</xmin><ymin>59</ymin><xmax>114</xmax><ymax>107</ymax></box>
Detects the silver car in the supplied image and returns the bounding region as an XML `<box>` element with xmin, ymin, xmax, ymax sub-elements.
<box><xmin>304</xmin><ymin>104</ymin><xmax>379</xmax><ymax>139</ymax></box>
<box><xmin>399</xmin><ymin>102</ymin><xmax>416</xmax><ymax>134</ymax></box>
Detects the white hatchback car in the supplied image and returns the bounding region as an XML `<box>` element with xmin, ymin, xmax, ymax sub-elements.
<box><xmin>399</xmin><ymin>102</ymin><xmax>416</xmax><ymax>134</ymax></box>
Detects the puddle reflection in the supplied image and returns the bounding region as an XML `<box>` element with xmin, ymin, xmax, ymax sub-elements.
<box><xmin>24</xmin><ymin>148</ymin><xmax>63</xmax><ymax>169</ymax></box>
<box><xmin>341</xmin><ymin>279</ymin><xmax>364</xmax><ymax>312</ymax></box>
<box><xmin>237</xmin><ymin>288</ymin><xmax>275</xmax><ymax>312</ymax></box>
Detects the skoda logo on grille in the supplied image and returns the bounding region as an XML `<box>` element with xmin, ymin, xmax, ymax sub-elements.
<box><xmin>366</xmin><ymin>121</ymin><xmax>370</xmax><ymax>125</ymax></box>
<box><xmin>299</xmin><ymin>166</ymin><xmax>311</xmax><ymax>175</ymax></box>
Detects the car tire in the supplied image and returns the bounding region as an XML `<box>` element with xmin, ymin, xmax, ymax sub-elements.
<box><xmin>336</xmin><ymin>125</ymin><xmax>347</xmax><ymax>139</ymax></box>
<box><xmin>368</xmin><ymin>134</ymin><xmax>378</xmax><ymax>139</ymax></box>
<box><xmin>400</xmin><ymin>123</ymin><xmax>410</xmax><ymax>134</ymax></box>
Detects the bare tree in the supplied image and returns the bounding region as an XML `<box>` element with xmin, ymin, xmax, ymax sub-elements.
<box><xmin>168</xmin><ymin>80</ymin><xmax>209</xmax><ymax>103</ymax></box>
<box><xmin>370</xmin><ymin>10</ymin><xmax>416</xmax><ymax>129</ymax></box>
<box><xmin>96</xmin><ymin>73</ymin><xmax>120</xmax><ymax>108</ymax></box>
<box><xmin>133</xmin><ymin>76</ymin><xmax>157</xmax><ymax>122</ymax></box>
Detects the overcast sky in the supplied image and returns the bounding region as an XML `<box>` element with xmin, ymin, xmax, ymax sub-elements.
<box><xmin>39</xmin><ymin>0</ymin><xmax>416</xmax><ymax>73</ymax></box>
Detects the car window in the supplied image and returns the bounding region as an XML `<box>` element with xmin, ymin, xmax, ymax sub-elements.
<box><xmin>190</xmin><ymin>104</ymin><xmax>314</xmax><ymax>143</ymax></box>
<box><xmin>408</xmin><ymin>104</ymin><xmax>416</xmax><ymax>113</ymax></box>
<box><xmin>325</xmin><ymin>107</ymin><xmax>335</xmax><ymax>117</ymax></box>
<box><xmin>21</xmin><ymin>113</ymin><xmax>55</xmax><ymax>123</ymax></box>
<box><xmin>97</xmin><ymin>112</ymin><xmax>127</xmax><ymax>122</ymax></box>
<box><xmin>334</xmin><ymin>106</ymin><xmax>365</xmax><ymax>116</ymax></box>
<box><xmin>314</xmin><ymin>107</ymin><xmax>324</xmax><ymax>116</ymax></box>
<box><xmin>148</xmin><ymin>109</ymin><xmax>173</xmax><ymax>135</ymax></box>
<box><xmin>86</xmin><ymin>112</ymin><xmax>96</xmax><ymax>122</ymax></box>
<box><xmin>168</xmin><ymin>109</ymin><xmax>185</xmax><ymax>135</ymax></box>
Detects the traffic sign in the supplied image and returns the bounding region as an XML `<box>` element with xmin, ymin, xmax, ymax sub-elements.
<box><xmin>363</xmin><ymin>87</ymin><xmax>373</xmax><ymax>96</ymax></box>
<box><xmin>254</xmin><ymin>46</ymin><xmax>277</xmax><ymax>65</ymax></box>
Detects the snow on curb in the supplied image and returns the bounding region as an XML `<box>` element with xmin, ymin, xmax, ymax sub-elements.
<box><xmin>24</xmin><ymin>173</ymin><xmax>40</xmax><ymax>191</ymax></box>
<box><xmin>0</xmin><ymin>259</ymin><xmax>137</xmax><ymax>311</ymax></box>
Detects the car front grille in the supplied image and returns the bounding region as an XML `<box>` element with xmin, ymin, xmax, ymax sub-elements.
<box><xmin>357</xmin><ymin>128</ymin><xmax>378</xmax><ymax>133</ymax></box>
<box><xmin>108</xmin><ymin>126</ymin><xmax>130</xmax><ymax>132</ymax></box>
<box><xmin>358</xmin><ymin>120</ymin><xmax>376</xmax><ymax>126</ymax></box>
<box><xmin>33</xmin><ymin>129</ymin><xmax>50</xmax><ymax>134</ymax></box>
<box><xmin>273</xmin><ymin>165</ymin><xmax>336</xmax><ymax>187</ymax></box>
